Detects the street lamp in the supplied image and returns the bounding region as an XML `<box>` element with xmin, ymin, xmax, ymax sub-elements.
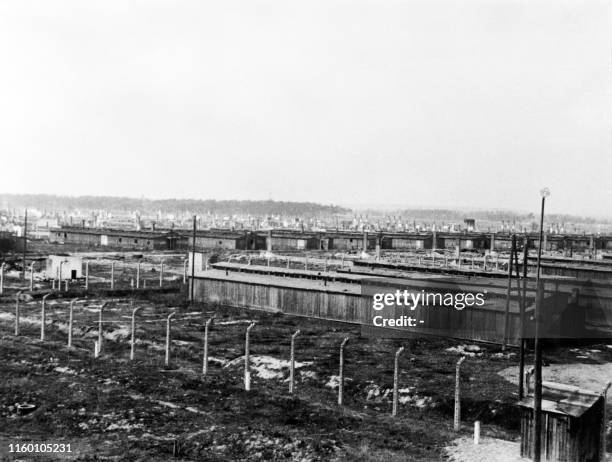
<box><xmin>533</xmin><ymin>187</ymin><xmax>549</xmax><ymax>462</ymax></box>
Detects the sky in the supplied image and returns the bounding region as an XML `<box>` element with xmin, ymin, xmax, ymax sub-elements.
<box><xmin>0</xmin><ymin>0</ymin><xmax>611</xmax><ymax>216</ymax></box>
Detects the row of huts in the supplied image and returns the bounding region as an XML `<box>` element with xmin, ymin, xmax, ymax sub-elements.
<box><xmin>49</xmin><ymin>226</ymin><xmax>611</xmax><ymax>253</ymax></box>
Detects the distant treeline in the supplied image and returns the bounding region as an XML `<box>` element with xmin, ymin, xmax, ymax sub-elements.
<box><xmin>0</xmin><ymin>194</ymin><xmax>350</xmax><ymax>216</ymax></box>
<box><xmin>363</xmin><ymin>208</ymin><xmax>610</xmax><ymax>225</ymax></box>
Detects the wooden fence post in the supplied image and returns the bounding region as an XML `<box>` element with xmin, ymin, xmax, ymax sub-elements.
<box><xmin>454</xmin><ymin>356</ymin><xmax>466</xmax><ymax>431</ymax></box>
<box><xmin>392</xmin><ymin>346</ymin><xmax>405</xmax><ymax>417</ymax></box>
<box><xmin>29</xmin><ymin>263</ymin><xmax>34</xmax><ymax>291</ymax></box>
<box><xmin>289</xmin><ymin>330</ymin><xmax>300</xmax><ymax>394</ymax></box>
<box><xmin>244</xmin><ymin>322</ymin><xmax>255</xmax><ymax>390</ymax></box>
<box><xmin>40</xmin><ymin>293</ymin><xmax>51</xmax><ymax>341</ymax></box>
<box><xmin>14</xmin><ymin>291</ymin><xmax>23</xmax><ymax>336</ymax></box>
<box><xmin>98</xmin><ymin>302</ymin><xmax>108</xmax><ymax>354</ymax></box>
<box><xmin>165</xmin><ymin>312</ymin><xmax>176</xmax><ymax>367</ymax></box>
<box><xmin>338</xmin><ymin>337</ymin><xmax>349</xmax><ymax>406</ymax></box>
<box><xmin>68</xmin><ymin>298</ymin><xmax>80</xmax><ymax>348</ymax></box>
<box><xmin>202</xmin><ymin>318</ymin><xmax>213</xmax><ymax>376</ymax></box>
<box><xmin>130</xmin><ymin>307</ymin><xmax>142</xmax><ymax>360</ymax></box>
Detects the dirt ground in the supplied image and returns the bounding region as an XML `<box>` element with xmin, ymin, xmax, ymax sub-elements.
<box><xmin>0</xmin><ymin>291</ymin><xmax>609</xmax><ymax>461</ymax></box>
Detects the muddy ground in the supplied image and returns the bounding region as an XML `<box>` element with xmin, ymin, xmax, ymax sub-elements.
<box><xmin>0</xmin><ymin>292</ymin><xmax>611</xmax><ymax>461</ymax></box>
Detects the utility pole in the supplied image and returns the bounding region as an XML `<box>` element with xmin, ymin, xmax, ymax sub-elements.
<box><xmin>22</xmin><ymin>209</ymin><xmax>27</xmax><ymax>280</ymax></box>
<box><xmin>190</xmin><ymin>215</ymin><xmax>196</xmax><ymax>303</ymax></box>
<box><xmin>533</xmin><ymin>188</ymin><xmax>550</xmax><ymax>462</ymax></box>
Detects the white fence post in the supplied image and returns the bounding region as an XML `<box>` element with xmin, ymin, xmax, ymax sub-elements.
<box><xmin>454</xmin><ymin>356</ymin><xmax>466</xmax><ymax>431</ymax></box>
<box><xmin>29</xmin><ymin>263</ymin><xmax>34</xmax><ymax>291</ymax></box>
<box><xmin>130</xmin><ymin>307</ymin><xmax>141</xmax><ymax>360</ymax></box>
<box><xmin>0</xmin><ymin>262</ymin><xmax>4</xmax><ymax>294</ymax></box>
<box><xmin>110</xmin><ymin>262</ymin><xmax>115</xmax><ymax>290</ymax></box>
<box><xmin>338</xmin><ymin>337</ymin><xmax>349</xmax><ymax>406</ymax></box>
<box><xmin>64</xmin><ymin>280</ymin><xmax>69</xmax><ymax>292</ymax></box>
<box><xmin>289</xmin><ymin>330</ymin><xmax>300</xmax><ymax>394</ymax></box>
<box><xmin>85</xmin><ymin>261</ymin><xmax>89</xmax><ymax>290</ymax></box>
<box><xmin>14</xmin><ymin>291</ymin><xmax>23</xmax><ymax>336</ymax></box>
<box><xmin>159</xmin><ymin>261</ymin><xmax>164</xmax><ymax>288</ymax></box>
<box><xmin>40</xmin><ymin>293</ymin><xmax>51</xmax><ymax>341</ymax></box>
<box><xmin>165</xmin><ymin>312</ymin><xmax>176</xmax><ymax>367</ymax></box>
<box><xmin>136</xmin><ymin>262</ymin><xmax>140</xmax><ymax>289</ymax></box>
<box><xmin>474</xmin><ymin>421</ymin><xmax>481</xmax><ymax>445</ymax></box>
<box><xmin>183</xmin><ymin>259</ymin><xmax>187</xmax><ymax>284</ymax></box>
<box><xmin>98</xmin><ymin>302</ymin><xmax>108</xmax><ymax>355</ymax></box>
<box><xmin>392</xmin><ymin>346</ymin><xmax>405</xmax><ymax>417</ymax></box>
<box><xmin>244</xmin><ymin>322</ymin><xmax>255</xmax><ymax>390</ymax></box>
<box><xmin>67</xmin><ymin>298</ymin><xmax>79</xmax><ymax>348</ymax></box>
<box><xmin>202</xmin><ymin>318</ymin><xmax>213</xmax><ymax>376</ymax></box>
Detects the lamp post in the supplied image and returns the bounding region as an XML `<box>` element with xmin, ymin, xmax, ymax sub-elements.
<box><xmin>533</xmin><ymin>187</ymin><xmax>549</xmax><ymax>462</ymax></box>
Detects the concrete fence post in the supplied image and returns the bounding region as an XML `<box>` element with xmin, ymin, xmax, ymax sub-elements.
<box><xmin>85</xmin><ymin>261</ymin><xmax>89</xmax><ymax>290</ymax></box>
<box><xmin>338</xmin><ymin>337</ymin><xmax>349</xmax><ymax>406</ymax></box>
<box><xmin>136</xmin><ymin>262</ymin><xmax>140</xmax><ymax>289</ymax></box>
<box><xmin>40</xmin><ymin>293</ymin><xmax>51</xmax><ymax>341</ymax></box>
<box><xmin>110</xmin><ymin>262</ymin><xmax>115</xmax><ymax>290</ymax></box>
<box><xmin>474</xmin><ymin>421</ymin><xmax>481</xmax><ymax>445</ymax></box>
<box><xmin>130</xmin><ymin>307</ymin><xmax>142</xmax><ymax>360</ymax></box>
<box><xmin>289</xmin><ymin>329</ymin><xmax>301</xmax><ymax>394</ymax></box>
<box><xmin>244</xmin><ymin>322</ymin><xmax>255</xmax><ymax>390</ymax></box>
<box><xmin>14</xmin><ymin>291</ymin><xmax>23</xmax><ymax>336</ymax></box>
<box><xmin>64</xmin><ymin>280</ymin><xmax>69</xmax><ymax>292</ymax></box>
<box><xmin>454</xmin><ymin>356</ymin><xmax>466</xmax><ymax>431</ymax></box>
<box><xmin>98</xmin><ymin>302</ymin><xmax>108</xmax><ymax>355</ymax></box>
<box><xmin>165</xmin><ymin>312</ymin><xmax>176</xmax><ymax>367</ymax></box>
<box><xmin>392</xmin><ymin>346</ymin><xmax>405</xmax><ymax>417</ymax></box>
<box><xmin>183</xmin><ymin>259</ymin><xmax>187</xmax><ymax>284</ymax></box>
<box><xmin>51</xmin><ymin>279</ymin><xmax>55</xmax><ymax>290</ymax></box>
<box><xmin>67</xmin><ymin>298</ymin><xmax>80</xmax><ymax>348</ymax></box>
<box><xmin>29</xmin><ymin>263</ymin><xmax>34</xmax><ymax>291</ymax></box>
<box><xmin>58</xmin><ymin>262</ymin><xmax>63</xmax><ymax>289</ymax></box>
<box><xmin>94</xmin><ymin>341</ymin><xmax>99</xmax><ymax>358</ymax></box>
<box><xmin>159</xmin><ymin>261</ymin><xmax>164</xmax><ymax>288</ymax></box>
<box><xmin>0</xmin><ymin>262</ymin><xmax>4</xmax><ymax>294</ymax></box>
<box><xmin>202</xmin><ymin>318</ymin><xmax>213</xmax><ymax>376</ymax></box>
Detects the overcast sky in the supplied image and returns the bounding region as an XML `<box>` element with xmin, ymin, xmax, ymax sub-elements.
<box><xmin>0</xmin><ymin>0</ymin><xmax>610</xmax><ymax>216</ymax></box>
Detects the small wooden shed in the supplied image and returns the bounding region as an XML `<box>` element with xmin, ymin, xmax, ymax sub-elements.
<box><xmin>517</xmin><ymin>381</ymin><xmax>609</xmax><ymax>462</ymax></box>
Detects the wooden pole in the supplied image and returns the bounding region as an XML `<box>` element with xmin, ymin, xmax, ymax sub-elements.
<box><xmin>392</xmin><ymin>346</ymin><xmax>405</xmax><ymax>417</ymax></box>
<box><xmin>22</xmin><ymin>209</ymin><xmax>27</xmax><ymax>280</ymax></box>
<box><xmin>245</xmin><ymin>322</ymin><xmax>255</xmax><ymax>390</ymax></box>
<box><xmin>165</xmin><ymin>312</ymin><xmax>176</xmax><ymax>367</ymax></box>
<box><xmin>518</xmin><ymin>237</ymin><xmax>528</xmax><ymax>399</ymax></box>
<box><xmin>502</xmin><ymin>235</ymin><xmax>516</xmax><ymax>351</ymax></box>
<box><xmin>14</xmin><ymin>291</ymin><xmax>23</xmax><ymax>336</ymax></box>
<box><xmin>98</xmin><ymin>302</ymin><xmax>107</xmax><ymax>354</ymax></box>
<box><xmin>190</xmin><ymin>215</ymin><xmax>196</xmax><ymax>303</ymax></box>
<box><xmin>68</xmin><ymin>298</ymin><xmax>79</xmax><ymax>348</ymax></box>
<box><xmin>289</xmin><ymin>330</ymin><xmax>300</xmax><ymax>394</ymax></box>
<box><xmin>454</xmin><ymin>356</ymin><xmax>466</xmax><ymax>431</ymax></box>
<box><xmin>202</xmin><ymin>318</ymin><xmax>212</xmax><ymax>376</ymax></box>
<box><xmin>40</xmin><ymin>293</ymin><xmax>51</xmax><ymax>341</ymax></box>
<box><xmin>533</xmin><ymin>192</ymin><xmax>548</xmax><ymax>462</ymax></box>
<box><xmin>130</xmin><ymin>307</ymin><xmax>141</xmax><ymax>360</ymax></box>
<box><xmin>338</xmin><ymin>337</ymin><xmax>349</xmax><ymax>406</ymax></box>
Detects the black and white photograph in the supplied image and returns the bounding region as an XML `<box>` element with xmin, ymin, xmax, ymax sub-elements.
<box><xmin>1</xmin><ymin>0</ymin><xmax>612</xmax><ymax>460</ymax></box>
